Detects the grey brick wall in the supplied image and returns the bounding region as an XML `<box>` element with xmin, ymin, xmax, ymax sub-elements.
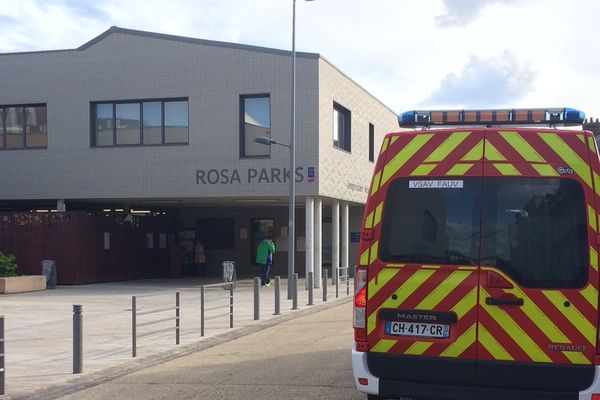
<box><xmin>0</xmin><ymin>29</ymin><xmax>397</xmax><ymax>207</ymax></box>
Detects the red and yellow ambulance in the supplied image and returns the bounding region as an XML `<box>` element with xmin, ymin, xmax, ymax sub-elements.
<box><xmin>352</xmin><ymin>108</ymin><xmax>600</xmax><ymax>400</ymax></box>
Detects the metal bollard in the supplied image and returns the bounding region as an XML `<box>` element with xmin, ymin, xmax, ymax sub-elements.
<box><xmin>335</xmin><ymin>268</ymin><xmax>339</xmax><ymax>298</ymax></box>
<box><xmin>200</xmin><ymin>286</ymin><xmax>205</xmax><ymax>337</ymax></box>
<box><xmin>349</xmin><ymin>266</ymin><xmax>355</xmax><ymax>296</ymax></box>
<box><xmin>229</xmin><ymin>283</ymin><xmax>234</xmax><ymax>328</ymax></box>
<box><xmin>274</xmin><ymin>276</ymin><xmax>281</xmax><ymax>315</ymax></box>
<box><xmin>1</xmin><ymin>315</ymin><xmax>5</xmax><ymax>395</ymax></box>
<box><xmin>73</xmin><ymin>305</ymin><xmax>83</xmax><ymax>374</ymax></box>
<box><xmin>254</xmin><ymin>277</ymin><xmax>260</xmax><ymax>320</ymax></box>
<box><xmin>292</xmin><ymin>273</ymin><xmax>299</xmax><ymax>310</ymax></box>
<box><xmin>323</xmin><ymin>269</ymin><xmax>328</xmax><ymax>302</ymax></box>
<box><xmin>132</xmin><ymin>296</ymin><xmax>137</xmax><ymax>357</ymax></box>
<box><xmin>175</xmin><ymin>292</ymin><xmax>180</xmax><ymax>345</ymax></box>
<box><xmin>308</xmin><ymin>272</ymin><xmax>314</xmax><ymax>306</ymax></box>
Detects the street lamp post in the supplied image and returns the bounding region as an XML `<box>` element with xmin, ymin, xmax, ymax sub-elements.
<box><xmin>255</xmin><ymin>0</ymin><xmax>314</xmax><ymax>299</ymax></box>
<box><xmin>254</xmin><ymin>136</ymin><xmax>293</xmax><ymax>299</ymax></box>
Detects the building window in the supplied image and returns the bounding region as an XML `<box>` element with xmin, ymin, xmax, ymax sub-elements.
<box><xmin>369</xmin><ymin>123</ymin><xmax>375</xmax><ymax>162</ymax></box>
<box><xmin>0</xmin><ymin>104</ymin><xmax>47</xmax><ymax>149</ymax></box>
<box><xmin>333</xmin><ymin>102</ymin><xmax>351</xmax><ymax>152</ymax></box>
<box><xmin>91</xmin><ymin>98</ymin><xmax>188</xmax><ymax>147</ymax></box>
<box><xmin>240</xmin><ymin>94</ymin><xmax>271</xmax><ymax>157</ymax></box>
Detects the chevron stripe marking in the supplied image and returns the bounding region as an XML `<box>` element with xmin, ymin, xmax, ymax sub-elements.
<box><xmin>424</xmin><ymin>132</ymin><xmax>471</xmax><ymax>162</ymax></box>
<box><xmin>594</xmin><ymin>172</ymin><xmax>600</xmax><ymax>197</ymax></box>
<box><xmin>478</xmin><ymin>324</ymin><xmax>514</xmax><ymax>361</ymax></box>
<box><xmin>588</xmin><ymin>136</ymin><xmax>597</xmax><ymax>154</ymax></box>
<box><xmin>440</xmin><ymin>323</ymin><xmax>476</xmax><ymax>358</ymax></box>
<box><xmin>411</xmin><ymin>164</ymin><xmax>437</xmax><ymax>176</ymax></box>
<box><xmin>367</xmin><ymin>269</ymin><xmax>436</xmax><ymax>335</ymax></box>
<box><xmin>380</xmin><ymin>137</ymin><xmax>390</xmax><ymax>154</ymax></box>
<box><xmin>480</xmin><ymin>288</ymin><xmax>552</xmax><ymax>362</ymax></box>
<box><xmin>371</xmin><ymin>170</ymin><xmax>382</xmax><ymax>196</ymax></box>
<box><xmin>483</xmin><ymin>269</ymin><xmax>571</xmax><ymax>344</ymax></box>
<box><xmin>360</xmin><ymin>249</ymin><xmax>369</xmax><ymax>266</ymax></box>
<box><xmin>405</xmin><ymin>341</ymin><xmax>434</xmax><ymax>355</ymax></box>
<box><xmin>371</xmin><ymin>339</ymin><xmax>397</xmax><ymax>353</ymax></box>
<box><xmin>364</xmin><ymin>211</ymin><xmax>374</xmax><ymax>229</ymax></box>
<box><xmin>484</xmin><ymin>139</ymin><xmax>507</xmax><ymax>161</ymax></box>
<box><xmin>538</xmin><ymin>133</ymin><xmax>592</xmax><ymax>188</ymax></box>
<box><xmin>580</xmin><ymin>284</ymin><xmax>598</xmax><ymax>310</ymax></box>
<box><xmin>591</xmin><ymin>247</ymin><xmax>598</xmax><ymax>272</ymax></box>
<box><xmin>368</xmin><ymin>268</ymin><xmax>401</xmax><ymax>300</ymax></box>
<box><xmin>452</xmin><ymin>287</ymin><xmax>478</xmax><ymax>319</ymax></box>
<box><xmin>499</xmin><ymin>131</ymin><xmax>546</xmax><ymax>162</ymax></box>
<box><xmin>380</xmin><ymin>134</ymin><xmax>435</xmax><ymax>188</ymax></box>
<box><xmin>369</xmin><ymin>241</ymin><xmax>379</xmax><ymax>265</ymax></box>
<box><xmin>373</xmin><ymin>202</ymin><xmax>383</xmax><ymax>227</ymax></box>
<box><xmin>446</xmin><ymin>163</ymin><xmax>474</xmax><ymax>176</ymax></box>
<box><xmin>563</xmin><ymin>351</ymin><xmax>591</xmax><ymax>365</ymax></box>
<box><xmin>542</xmin><ymin>290</ymin><xmax>596</xmax><ymax>346</ymax></box>
<box><xmin>531</xmin><ymin>164</ymin><xmax>560</xmax><ymax>177</ymax></box>
<box><xmin>589</xmin><ymin>205</ymin><xmax>598</xmax><ymax>232</ymax></box>
<box><xmin>416</xmin><ymin>270</ymin><xmax>473</xmax><ymax>310</ymax></box>
<box><xmin>493</xmin><ymin>163</ymin><xmax>521</xmax><ymax>175</ymax></box>
<box><xmin>461</xmin><ymin>139</ymin><xmax>484</xmax><ymax>161</ymax></box>
<box><xmin>577</xmin><ymin>134</ymin><xmax>586</xmax><ymax>143</ymax></box>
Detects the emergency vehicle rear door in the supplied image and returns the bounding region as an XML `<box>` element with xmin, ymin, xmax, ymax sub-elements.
<box><xmin>365</xmin><ymin>129</ymin><xmax>485</xmax><ymax>385</ymax></box>
<box><xmin>476</xmin><ymin>128</ymin><xmax>598</xmax><ymax>392</ymax></box>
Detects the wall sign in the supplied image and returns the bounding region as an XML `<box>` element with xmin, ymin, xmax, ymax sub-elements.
<box><xmin>196</xmin><ymin>167</ymin><xmax>314</xmax><ymax>185</ymax></box>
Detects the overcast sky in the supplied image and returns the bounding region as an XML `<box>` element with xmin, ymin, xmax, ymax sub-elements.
<box><xmin>1</xmin><ymin>0</ymin><xmax>599</xmax><ymax>119</ymax></box>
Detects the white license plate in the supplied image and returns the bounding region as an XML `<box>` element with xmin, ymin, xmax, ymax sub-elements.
<box><xmin>385</xmin><ymin>321</ymin><xmax>450</xmax><ymax>338</ymax></box>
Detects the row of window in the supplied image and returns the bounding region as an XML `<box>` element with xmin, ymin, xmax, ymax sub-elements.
<box><xmin>1</xmin><ymin>97</ymin><xmax>375</xmax><ymax>161</ymax></box>
<box><xmin>92</xmin><ymin>99</ymin><xmax>189</xmax><ymax>146</ymax></box>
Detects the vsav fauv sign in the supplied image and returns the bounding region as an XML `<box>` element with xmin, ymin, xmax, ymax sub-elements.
<box><xmin>196</xmin><ymin>167</ymin><xmax>315</xmax><ymax>185</ymax></box>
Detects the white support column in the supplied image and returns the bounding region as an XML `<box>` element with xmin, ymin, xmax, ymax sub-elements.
<box><xmin>332</xmin><ymin>200</ymin><xmax>340</xmax><ymax>284</ymax></box>
<box><xmin>57</xmin><ymin>199</ymin><xmax>66</xmax><ymax>212</ymax></box>
<box><xmin>313</xmin><ymin>197</ymin><xmax>322</xmax><ymax>288</ymax></box>
<box><xmin>305</xmin><ymin>196</ymin><xmax>314</xmax><ymax>289</ymax></box>
<box><xmin>341</xmin><ymin>202</ymin><xmax>349</xmax><ymax>276</ymax></box>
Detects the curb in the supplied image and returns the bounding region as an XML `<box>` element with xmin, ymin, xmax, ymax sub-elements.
<box><xmin>13</xmin><ymin>296</ymin><xmax>352</xmax><ymax>400</ymax></box>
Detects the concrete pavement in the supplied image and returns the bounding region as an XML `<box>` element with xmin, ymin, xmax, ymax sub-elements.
<box><xmin>0</xmin><ymin>276</ymin><xmax>354</xmax><ymax>399</ymax></box>
<box><xmin>60</xmin><ymin>301</ymin><xmax>361</xmax><ymax>400</ymax></box>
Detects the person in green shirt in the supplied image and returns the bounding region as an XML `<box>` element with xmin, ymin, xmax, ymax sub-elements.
<box><xmin>256</xmin><ymin>236</ymin><xmax>276</xmax><ymax>287</ymax></box>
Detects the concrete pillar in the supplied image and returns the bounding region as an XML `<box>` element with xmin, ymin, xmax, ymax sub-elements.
<box><xmin>332</xmin><ymin>200</ymin><xmax>340</xmax><ymax>284</ymax></box>
<box><xmin>314</xmin><ymin>197</ymin><xmax>322</xmax><ymax>288</ymax></box>
<box><xmin>57</xmin><ymin>199</ymin><xmax>66</xmax><ymax>212</ymax></box>
<box><xmin>341</xmin><ymin>202</ymin><xmax>349</xmax><ymax>274</ymax></box>
<box><xmin>305</xmin><ymin>196</ymin><xmax>314</xmax><ymax>289</ymax></box>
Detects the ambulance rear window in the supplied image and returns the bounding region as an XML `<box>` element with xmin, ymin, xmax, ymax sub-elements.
<box><xmin>480</xmin><ymin>178</ymin><xmax>588</xmax><ymax>289</ymax></box>
<box><xmin>378</xmin><ymin>176</ymin><xmax>588</xmax><ymax>288</ymax></box>
<box><xmin>379</xmin><ymin>178</ymin><xmax>482</xmax><ymax>266</ymax></box>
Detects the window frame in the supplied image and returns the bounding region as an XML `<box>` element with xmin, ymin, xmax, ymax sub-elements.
<box><xmin>368</xmin><ymin>123</ymin><xmax>375</xmax><ymax>162</ymax></box>
<box><xmin>90</xmin><ymin>97</ymin><xmax>188</xmax><ymax>147</ymax></box>
<box><xmin>333</xmin><ymin>102</ymin><xmax>351</xmax><ymax>152</ymax></box>
<box><xmin>0</xmin><ymin>103</ymin><xmax>47</xmax><ymax>150</ymax></box>
<box><xmin>239</xmin><ymin>93</ymin><xmax>271</xmax><ymax>158</ymax></box>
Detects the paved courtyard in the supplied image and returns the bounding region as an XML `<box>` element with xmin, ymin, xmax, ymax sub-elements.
<box><xmin>0</xmin><ymin>276</ymin><xmax>353</xmax><ymax>399</ymax></box>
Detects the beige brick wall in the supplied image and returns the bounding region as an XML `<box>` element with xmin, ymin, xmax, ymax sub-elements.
<box><xmin>317</xmin><ymin>59</ymin><xmax>398</xmax><ymax>204</ymax></box>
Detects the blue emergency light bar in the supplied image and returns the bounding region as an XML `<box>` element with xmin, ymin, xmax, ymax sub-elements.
<box><xmin>398</xmin><ymin>108</ymin><xmax>585</xmax><ymax>128</ymax></box>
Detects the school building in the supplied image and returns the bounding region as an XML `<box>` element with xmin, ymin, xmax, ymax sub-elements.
<box><xmin>0</xmin><ymin>27</ymin><xmax>398</xmax><ymax>284</ymax></box>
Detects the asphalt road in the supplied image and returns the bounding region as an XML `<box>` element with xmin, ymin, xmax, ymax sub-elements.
<box><xmin>61</xmin><ymin>300</ymin><xmax>365</xmax><ymax>400</ymax></box>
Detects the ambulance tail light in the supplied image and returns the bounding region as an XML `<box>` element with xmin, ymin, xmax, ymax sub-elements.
<box><xmin>398</xmin><ymin>107</ymin><xmax>585</xmax><ymax>128</ymax></box>
<box><xmin>591</xmin><ymin>394</ymin><xmax>600</xmax><ymax>400</ymax></box>
<box><xmin>354</xmin><ymin>268</ymin><xmax>368</xmax><ymax>349</ymax></box>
